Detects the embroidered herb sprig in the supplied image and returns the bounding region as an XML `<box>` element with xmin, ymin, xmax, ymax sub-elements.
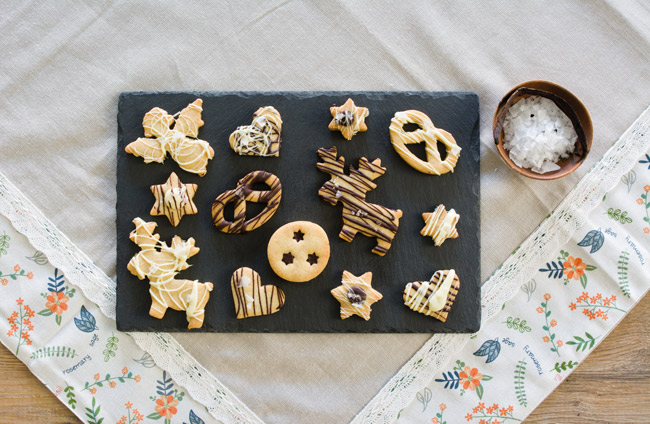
<box><xmin>537</xmin><ymin>293</ymin><xmax>562</xmax><ymax>357</ymax></box>
<box><xmin>617</xmin><ymin>250</ymin><xmax>631</xmax><ymax>297</ymax></box>
<box><xmin>569</xmin><ymin>292</ymin><xmax>625</xmax><ymax>321</ymax></box>
<box><xmin>514</xmin><ymin>359</ymin><xmax>527</xmax><ymax>407</ymax></box>
<box><xmin>566</xmin><ymin>332</ymin><xmax>600</xmax><ymax>352</ymax></box>
<box><xmin>103</xmin><ymin>333</ymin><xmax>119</xmax><ymax>362</ymax></box>
<box><xmin>550</xmin><ymin>360</ymin><xmax>579</xmax><ymax>374</ymax></box>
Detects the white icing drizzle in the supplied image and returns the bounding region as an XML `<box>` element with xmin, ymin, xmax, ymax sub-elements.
<box><xmin>129</xmin><ymin>219</ymin><xmax>211</xmax><ymax>325</ymax></box>
<box><xmin>404</xmin><ymin>269</ymin><xmax>456</xmax><ymax>314</ymax></box>
<box><xmin>389</xmin><ymin>110</ymin><xmax>461</xmax><ymax>175</ymax></box>
<box><xmin>422</xmin><ymin>205</ymin><xmax>459</xmax><ymax>246</ymax></box>
<box><xmin>230</xmin><ymin>106</ymin><xmax>282</xmax><ymax>156</ymax></box>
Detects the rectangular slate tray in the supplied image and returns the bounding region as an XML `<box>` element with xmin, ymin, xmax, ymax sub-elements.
<box><xmin>116</xmin><ymin>91</ymin><xmax>480</xmax><ymax>332</ymax></box>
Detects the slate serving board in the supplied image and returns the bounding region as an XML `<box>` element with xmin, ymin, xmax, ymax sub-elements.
<box><xmin>116</xmin><ymin>91</ymin><xmax>480</xmax><ymax>333</ymax></box>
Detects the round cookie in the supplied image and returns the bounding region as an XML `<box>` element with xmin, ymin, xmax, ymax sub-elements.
<box><xmin>267</xmin><ymin>221</ymin><xmax>330</xmax><ymax>282</ymax></box>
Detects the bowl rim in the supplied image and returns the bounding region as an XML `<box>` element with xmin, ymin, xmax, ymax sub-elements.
<box><xmin>492</xmin><ymin>80</ymin><xmax>593</xmax><ymax>180</ymax></box>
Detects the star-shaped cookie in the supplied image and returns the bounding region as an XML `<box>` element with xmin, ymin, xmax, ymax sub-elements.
<box><xmin>328</xmin><ymin>98</ymin><xmax>369</xmax><ymax>140</ymax></box>
<box><xmin>150</xmin><ymin>172</ymin><xmax>198</xmax><ymax>226</ymax></box>
<box><xmin>331</xmin><ymin>270</ymin><xmax>382</xmax><ymax>320</ymax></box>
<box><xmin>420</xmin><ymin>204</ymin><xmax>459</xmax><ymax>246</ymax></box>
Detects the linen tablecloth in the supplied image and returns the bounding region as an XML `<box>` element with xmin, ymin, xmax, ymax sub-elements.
<box><xmin>1</xmin><ymin>1</ymin><xmax>650</xmax><ymax>422</ymax></box>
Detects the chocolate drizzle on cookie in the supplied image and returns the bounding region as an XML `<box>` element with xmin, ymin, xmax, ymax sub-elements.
<box><xmin>231</xmin><ymin>267</ymin><xmax>285</xmax><ymax>319</ymax></box>
<box><xmin>317</xmin><ymin>147</ymin><xmax>402</xmax><ymax>256</ymax></box>
<box><xmin>403</xmin><ymin>269</ymin><xmax>460</xmax><ymax>323</ymax></box>
<box><xmin>211</xmin><ymin>170</ymin><xmax>282</xmax><ymax>234</ymax></box>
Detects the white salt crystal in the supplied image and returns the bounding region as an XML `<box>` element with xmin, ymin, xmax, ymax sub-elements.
<box><xmin>502</xmin><ymin>96</ymin><xmax>578</xmax><ymax>174</ymax></box>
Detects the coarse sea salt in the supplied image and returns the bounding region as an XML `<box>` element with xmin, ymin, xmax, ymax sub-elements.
<box><xmin>502</xmin><ymin>96</ymin><xmax>578</xmax><ymax>174</ymax></box>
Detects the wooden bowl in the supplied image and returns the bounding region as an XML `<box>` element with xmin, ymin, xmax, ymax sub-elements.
<box><xmin>493</xmin><ymin>80</ymin><xmax>593</xmax><ymax>180</ymax></box>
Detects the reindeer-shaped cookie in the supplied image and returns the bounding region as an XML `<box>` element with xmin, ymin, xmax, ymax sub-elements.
<box><xmin>317</xmin><ymin>147</ymin><xmax>402</xmax><ymax>256</ymax></box>
<box><xmin>127</xmin><ymin>217</ymin><xmax>213</xmax><ymax>329</ymax></box>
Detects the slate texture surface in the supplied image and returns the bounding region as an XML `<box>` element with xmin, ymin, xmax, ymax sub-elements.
<box><xmin>116</xmin><ymin>91</ymin><xmax>480</xmax><ymax>332</ymax></box>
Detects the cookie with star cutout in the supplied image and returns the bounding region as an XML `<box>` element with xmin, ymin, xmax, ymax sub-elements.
<box><xmin>328</xmin><ymin>98</ymin><xmax>369</xmax><ymax>140</ymax></box>
<box><xmin>331</xmin><ymin>271</ymin><xmax>383</xmax><ymax>320</ymax></box>
<box><xmin>267</xmin><ymin>221</ymin><xmax>330</xmax><ymax>283</ymax></box>
<box><xmin>150</xmin><ymin>172</ymin><xmax>198</xmax><ymax>226</ymax></box>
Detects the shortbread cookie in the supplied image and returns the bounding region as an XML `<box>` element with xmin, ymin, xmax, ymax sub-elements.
<box><xmin>150</xmin><ymin>172</ymin><xmax>198</xmax><ymax>226</ymax></box>
<box><xmin>125</xmin><ymin>99</ymin><xmax>214</xmax><ymax>176</ymax></box>
<box><xmin>127</xmin><ymin>217</ymin><xmax>213</xmax><ymax>329</ymax></box>
<box><xmin>328</xmin><ymin>98</ymin><xmax>369</xmax><ymax>140</ymax></box>
<box><xmin>403</xmin><ymin>269</ymin><xmax>460</xmax><ymax>322</ymax></box>
<box><xmin>211</xmin><ymin>170</ymin><xmax>282</xmax><ymax>234</ymax></box>
<box><xmin>231</xmin><ymin>267</ymin><xmax>285</xmax><ymax>319</ymax></box>
<box><xmin>420</xmin><ymin>205</ymin><xmax>460</xmax><ymax>246</ymax></box>
<box><xmin>331</xmin><ymin>271</ymin><xmax>382</xmax><ymax>320</ymax></box>
<box><xmin>267</xmin><ymin>221</ymin><xmax>330</xmax><ymax>283</ymax></box>
<box><xmin>229</xmin><ymin>106</ymin><xmax>283</xmax><ymax>157</ymax></box>
<box><xmin>317</xmin><ymin>146</ymin><xmax>402</xmax><ymax>256</ymax></box>
<box><xmin>389</xmin><ymin>110</ymin><xmax>461</xmax><ymax>175</ymax></box>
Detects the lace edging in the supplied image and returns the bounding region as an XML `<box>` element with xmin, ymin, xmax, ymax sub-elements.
<box><xmin>0</xmin><ymin>172</ymin><xmax>264</xmax><ymax>424</ymax></box>
<box><xmin>351</xmin><ymin>105</ymin><xmax>650</xmax><ymax>424</ymax></box>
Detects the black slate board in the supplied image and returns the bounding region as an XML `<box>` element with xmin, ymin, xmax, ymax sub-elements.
<box><xmin>116</xmin><ymin>91</ymin><xmax>480</xmax><ymax>333</ymax></box>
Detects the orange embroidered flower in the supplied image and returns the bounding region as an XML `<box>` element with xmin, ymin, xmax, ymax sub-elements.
<box><xmin>563</xmin><ymin>256</ymin><xmax>586</xmax><ymax>280</ymax></box>
<box><xmin>544</xmin><ymin>293</ymin><xmax>551</xmax><ymax>300</ymax></box>
<box><xmin>89</xmin><ymin>387</ymin><xmax>97</xmax><ymax>395</ymax></box>
<box><xmin>536</xmin><ymin>306</ymin><xmax>543</xmax><ymax>313</ymax></box>
<box><xmin>135</xmin><ymin>375</ymin><xmax>141</xmax><ymax>382</ymax></box>
<box><xmin>500</xmin><ymin>407</ymin><xmax>508</xmax><ymax>416</ymax></box>
<box><xmin>611</xmin><ymin>295</ymin><xmax>616</xmax><ymax>301</ymax></box>
<box><xmin>45</xmin><ymin>291</ymin><xmax>69</xmax><ymax>315</ymax></box>
<box><xmin>507</xmin><ymin>405</ymin><xmax>514</xmax><ymax>412</ymax></box>
<box><xmin>603</xmin><ymin>298</ymin><xmax>610</xmax><ymax>306</ymax></box>
<box><xmin>109</xmin><ymin>381</ymin><xmax>117</xmax><ymax>388</ymax></box>
<box><xmin>459</xmin><ymin>366</ymin><xmax>483</xmax><ymax>391</ymax></box>
<box><xmin>644</xmin><ymin>228</ymin><xmax>650</xmax><ymax>234</ymax></box>
<box><xmin>431</xmin><ymin>418</ymin><xmax>438</xmax><ymax>423</ymax></box>
<box><xmin>125</xmin><ymin>401</ymin><xmax>133</xmax><ymax>410</ymax></box>
<box><xmin>475</xmin><ymin>402</ymin><xmax>483</xmax><ymax>411</ymax></box>
<box><xmin>569</xmin><ymin>302</ymin><xmax>577</xmax><ymax>310</ymax></box>
<box><xmin>542</xmin><ymin>336</ymin><xmax>550</xmax><ymax>343</ymax></box>
<box><xmin>122</xmin><ymin>367</ymin><xmax>129</xmax><ymax>375</ymax></box>
<box><xmin>1</xmin><ymin>279</ymin><xmax>7</xmax><ymax>286</ymax></box>
<box><xmin>94</xmin><ymin>373</ymin><xmax>100</xmax><ymax>381</ymax></box>
<box><xmin>644</xmin><ymin>185</ymin><xmax>650</xmax><ymax>192</ymax></box>
<box><xmin>465</xmin><ymin>413</ymin><xmax>473</xmax><ymax>422</ymax></box>
<box><xmin>27</xmin><ymin>272</ymin><xmax>33</xmax><ymax>279</ymax></box>
<box><xmin>16</xmin><ymin>298</ymin><xmax>24</xmax><ymax>305</ymax></box>
<box><xmin>639</xmin><ymin>198</ymin><xmax>645</xmax><ymax>205</ymax></box>
<box><xmin>440</xmin><ymin>403</ymin><xmax>447</xmax><ymax>411</ymax></box>
<box><xmin>550</xmin><ymin>319</ymin><xmax>557</xmax><ymax>327</ymax></box>
<box><xmin>6</xmin><ymin>330</ymin><xmax>13</xmax><ymax>337</ymax></box>
<box><xmin>155</xmin><ymin>394</ymin><xmax>179</xmax><ymax>419</ymax></box>
<box><xmin>479</xmin><ymin>420</ymin><xmax>488</xmax><ymax>424</ymax></box>
<box><xmin>14</xmin><ymin>265</ymin><xmax>20</xmax><ymax>272</ymax></box>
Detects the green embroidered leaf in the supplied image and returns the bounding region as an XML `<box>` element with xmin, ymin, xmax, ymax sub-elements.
<box><xmin>147</xmin><ymin>412</ymin><xmax>163</xmax><ymax>420</ymax></box>
<box><xmin>579</xmin><ymin>274</ymin><xmax>588</xmax><ymax>289</ymax></box>
<box><xmin>475</xmin><ymin>383</ymin><xmax>484</xmax><ymax>400</ymax></box>
<box><xmin>38</xmin><ymin>309</ymin><xmax>53</xmax><ymax>317</ymax></box>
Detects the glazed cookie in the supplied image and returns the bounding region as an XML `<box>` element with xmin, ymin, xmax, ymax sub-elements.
<box><xmin>389</xmin><ymin>110</ymin><xmax>461</xmax><ymax>175</ymax></box>
<box><xmin>211</xmin><ymin>170</ymin><xmax>282</xmax><ymax>234</ymax></box>
<box><xmin>420</xmin><ymin>205</ymin><xmax>460</xmax><ymax>246</ymax></box>
<box><xmin>231</xmin><ymin>267</ymin><xmax>285</xmax><ymax>319</ymax></box>
<box><xmin>317</xmin><ymin>146</ymin><xmax>402</xmax><ymax>256</ymax></box>
<box><xmin>331</xmin><ymin>271</ymin><xmax>382</xmax><ymax>320</ymax></box>
<box><xmin>403</xmin><ymin>269</ymin><xmax>460</xmax><ymax>322</ymax></box>
<box><xmin>267</xmin><ymin>221</ymin><xmax>330</xmax><ymax>283</ymax></box>
<box><xmin>229</xmin><ymin>106</ymin><xmax>283</xmax><ymax>157</ymax></box>
<box><xmin>127</xmin><ymin>218</ymin><xmax>213</xmax><ymax>329</ymax></box>
<box><xmin>125</xmin><ymin>99</ymin><xmax>214</xmax><ymax>176</ymax></box>
<box><xmin>328</xmin><ymin>98</ymin><xmax>369</xmax><ymax>140</ymax></box>
<box><xmin>150</xmin><ymin>172</ymin><xmax>198</xmax><ymax>226</ymax></box>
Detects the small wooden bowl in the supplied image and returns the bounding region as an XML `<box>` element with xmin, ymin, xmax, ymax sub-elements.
<box><xmin>493</xmin><ymin>80</ymin><xmax>593</xmax><ymax>180</ymax></box>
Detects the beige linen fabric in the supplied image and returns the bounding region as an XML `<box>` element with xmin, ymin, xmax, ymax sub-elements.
<box><xmin>1</xmin><ymin>1</ymin><xmax>649</xmax><ymax>423</ymax></box>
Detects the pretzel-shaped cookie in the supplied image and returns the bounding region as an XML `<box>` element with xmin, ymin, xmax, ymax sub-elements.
<box><xmin>389</xmin><ymin>110</ymin><xmax>461</xmax><ymax>175</ymax></box>
<box><xmin>211</xmin><ymin>170</ymin><xmax>282</xmax><ymax>234</ymax></box>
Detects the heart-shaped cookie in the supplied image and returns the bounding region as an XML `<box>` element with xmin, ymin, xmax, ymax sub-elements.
<box><xmin>229</xmin><ymin>106</ymin><xmax>283</xmax><ymax>157</ymax></box>
<box><xmin>231</xmin><ymin>267</ymin><xmax>285</xmax><ymax>319</ymax></box>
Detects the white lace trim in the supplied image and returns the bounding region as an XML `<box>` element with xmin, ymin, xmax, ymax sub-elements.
<box><xmin>0</xmin><ymin>173</ymin><xmax>264</xmax><ymax>424</ymax></box>
<box><xmin>351</xmin><ymin>105</ymin><xmax>650</xmax><ymax>424</ymax></box>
